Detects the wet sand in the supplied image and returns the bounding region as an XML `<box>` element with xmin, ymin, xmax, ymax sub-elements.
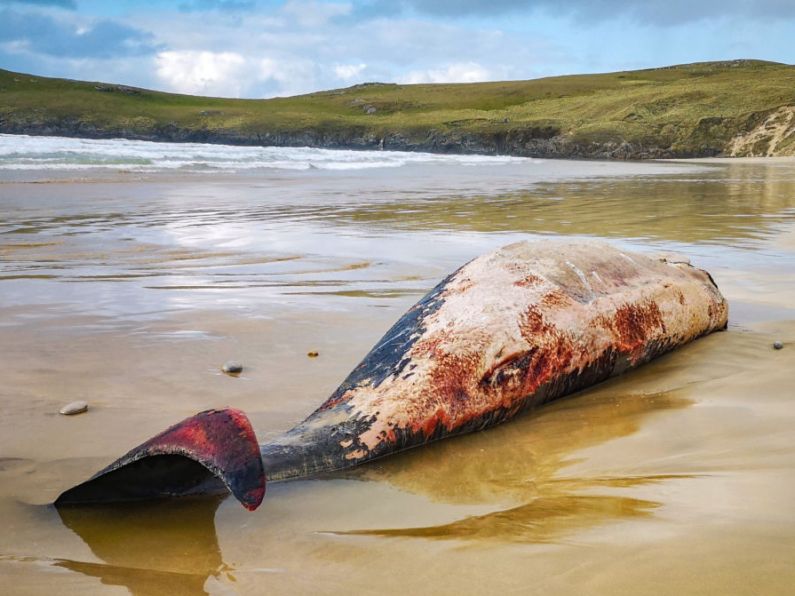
<box><xmin>1</xmin><ymin>158</ymin><xmax>794</xmax><ymax>594</ymax></box>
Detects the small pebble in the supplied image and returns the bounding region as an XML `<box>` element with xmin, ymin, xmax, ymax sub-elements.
<box><xmin>656</xmin><ymin>253</ymin><xmax>691</xmax><ymax>266</ymax></box>
<box><xmin>60</xmin><ymin>400</ymin><xmax>88</xmax><ymax>416</ymax></box>
<box><xmin>773</xmin><ymin>341</ymin><xmax>784</xmax><ymax>350</ymax></box>
<box><xmin>222</xmin><ymin>361</ymin><xmax>243</xmax><ymax>374</ymax></box>
<box><xmin>307</xmin><ymin>351</ymin><xmax>319</xmax><ymax>358</ymax></box>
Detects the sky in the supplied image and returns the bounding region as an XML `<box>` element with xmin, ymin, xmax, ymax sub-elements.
<box><xmin>1</xmin><ymin>0</ymin><xmax>794</xmax><ymax>98</ymax></box>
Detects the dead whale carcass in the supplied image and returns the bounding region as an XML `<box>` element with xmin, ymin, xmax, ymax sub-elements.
<box><xmin>56</xmin><ymin>241</ymin><xmax>728</xmax><ymax>511</ymax></box>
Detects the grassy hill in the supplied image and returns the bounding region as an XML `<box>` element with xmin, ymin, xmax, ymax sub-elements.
<box><xmin>1</xmin><ymin>59</ymin><xmax>794</xmax><ymax>159</ymax></box>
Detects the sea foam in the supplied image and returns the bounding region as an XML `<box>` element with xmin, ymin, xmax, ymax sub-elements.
<box><xmin>0</xmin><ymin>134</ymin><xmax>528</xmax><ymax>172</ymax></box>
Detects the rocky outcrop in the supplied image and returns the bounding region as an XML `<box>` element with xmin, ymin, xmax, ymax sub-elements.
<box><xmin>727</xmin><ymin>107</ymin><xmax>795</xmax><ymax>157</ymax></box>
<box><xmin>0</xmin><ymin>109</ymin><xmax>788</xmax><ymax>160</ymax></box>
<box><xmin>0</xmin><ymin>119</ymin><xmax>705</xmax><ymax>159</ymax></box>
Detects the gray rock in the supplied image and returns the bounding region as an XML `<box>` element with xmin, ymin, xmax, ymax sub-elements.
<box><xmin>773</xmin><ymin>341</ymin><xmax>784</xmax><ymax>350</ymax></box>
<box><xmin>60</xmin><ymin>401</ymin><xmax>88</xmax><ymax>416</ymax></box>
<box><xmin>222</xmin><ymin>361</ymin><xmax>243</xmax><ymax>374</ymax></box>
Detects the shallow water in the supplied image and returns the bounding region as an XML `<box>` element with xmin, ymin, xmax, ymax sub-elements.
<box><xmin>1</xmin><ymin>147</ymin><xmax>794</xmax><ymax>595</ymax></box>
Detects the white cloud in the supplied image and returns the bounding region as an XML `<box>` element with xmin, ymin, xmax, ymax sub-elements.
<box><xmin>6</xmin><ymin>0</ymin><xmax>795</xmax><ymax>103</ymax></box>
<box><xmin>333</xmin><ymin>62</ymin><xmax>366</xmax><ymax>81</ymax></box>
<box><xmin>259</xmin><ymin>57</ymin><xmax>280</xmax><ymax>80</ymax></box>
<box><xmin>155</xmin><ymin>50</ymin><xmax>246</xmax><ymax>97</ymax></box>
<box><xmin>83</xmin><ymin>5</ymin><xmax>544</xmax><ymax>98</ymax></box>
<box><xmin>259</xmin><ymin>57</ymin><xmax>318</xmax><ymax>96</ymax></box>
<box><xmin>11</xmin><ymin>4</ymin><xmax>552</xmax><ymax>98</ymax></box>
<box><xmin>401</xmin><ymin>62</ymin><xmax>494</xmax><ymax>84</ymax></box>
<box><xmin>282</xmin><ymin>0</ymin><xmax>352</xmax><ymax>28</ymax></box>
<box><xmin>0</xmin><ymin>40</ymin><xmax>31</xmax><ymax>54</ymax></box>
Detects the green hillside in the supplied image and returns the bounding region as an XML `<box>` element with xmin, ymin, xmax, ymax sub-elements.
<box><xmin>1</xmin><ymin>59</ymin><xmax>794</xmax><ymax>158</ymax></box>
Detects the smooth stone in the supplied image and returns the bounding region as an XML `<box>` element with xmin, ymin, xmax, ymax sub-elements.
<box><xmin>222</xmin><ymin>361</ymin><xmax>243</xmax><ymax>374</ymax></box>
<box><xmin>60</xmin><ymin>401</ymin><xmax>88</xmax><ymax>416</ymax></box>
<box><xmin>773</xmin><ymin>341</ymin><xmax>784</xmax><ymax>350</ymax></box>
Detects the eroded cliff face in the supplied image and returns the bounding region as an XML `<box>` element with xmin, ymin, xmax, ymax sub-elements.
<box><xmin>727</xmin><ymin>107</ymin><xmax>795</xmax><ymax>157</ymax></box>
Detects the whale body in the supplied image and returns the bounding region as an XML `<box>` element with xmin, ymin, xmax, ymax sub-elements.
<box><xmin>56</xmin><ymin>241</ymin><xmax>728</xmax><ymax>511</ymax></box>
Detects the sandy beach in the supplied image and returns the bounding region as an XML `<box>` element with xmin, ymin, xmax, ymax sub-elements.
<box><xmin>1</xmin><ymin>150</ymin><xmax>794</xmax><ymax>594</ymax></box>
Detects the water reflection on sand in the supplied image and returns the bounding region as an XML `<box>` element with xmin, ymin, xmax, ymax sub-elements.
<box><xmin>55</xmin><ymin>499</ymin><xmax>225</xmax><ymax>595</ymax></box>
<box><xmin>1</xmin><ymin>157</ymin><xmax>794</xmax><ymax>594</ymax></box>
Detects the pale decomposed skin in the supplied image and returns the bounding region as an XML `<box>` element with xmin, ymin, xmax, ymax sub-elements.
<box><xmin>260</xmin><ymin>241</ymin><xmax>728</xmax><ymax>481</ymax></box>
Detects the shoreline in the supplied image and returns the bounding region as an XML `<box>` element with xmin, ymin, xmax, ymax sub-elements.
<box><xmin>0</xmin><ymin>148</ymin><xmax>723</xmax><ymax>186</ymax></box>
<box><xmin>6</xmin><ymin>129</ymin><xmax>795</xmax><ymax>163</ymax></box>
<box><xmin>0</xmin><ymin>125</ymin><xmax>712</xmax><ymax>160</ymax></box>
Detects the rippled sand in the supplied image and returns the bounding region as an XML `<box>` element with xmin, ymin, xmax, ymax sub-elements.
<box><xmin>1</xmin><ymin>158</ymin><xmax>794</xmax><ymax>595</ymax></box>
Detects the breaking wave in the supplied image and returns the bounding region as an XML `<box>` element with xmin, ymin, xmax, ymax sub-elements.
<box><xmin>0</xmin><ymin>134</ymin><xmax>529</xmax><ymax>172</ymax></box>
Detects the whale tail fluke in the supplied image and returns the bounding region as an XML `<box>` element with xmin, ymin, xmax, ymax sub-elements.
<box><xmin>55</xmin><ymin>408</ymin><xmax>266</xmax><ymax>511</ymax></box>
